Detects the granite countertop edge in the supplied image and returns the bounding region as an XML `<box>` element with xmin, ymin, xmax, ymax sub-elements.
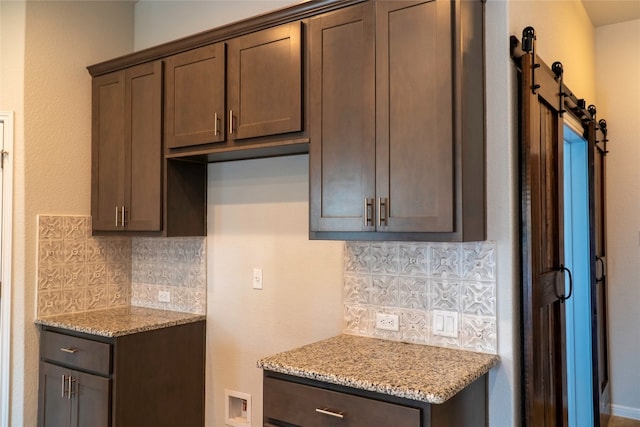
<box><xmin>257</xmin><ymin>335</ymin><xmax>500</xmax><ymax>404</ymax></box>
<box><xmin>35</xmin><ymin>306</ymin><xmax>206</xmax><ymax>338</ymax></box>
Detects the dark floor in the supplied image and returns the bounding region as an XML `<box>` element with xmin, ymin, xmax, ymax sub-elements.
<box><xmin>609</xmin><ymin>416</ymin><xmax>640</xmax><ymax>427</ymax></box>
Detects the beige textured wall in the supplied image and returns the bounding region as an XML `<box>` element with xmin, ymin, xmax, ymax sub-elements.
<box><xmin>1</xmin><ymin>2</ymin><xmax>134</xmax><ymax>424</ymax></box>
<box><xmin>510</xmin><ymin>0</ymin><xmax>596</xmax><ymax>103</ymax></box>
<box><xmin>207</xmin><ymin>156</ymin><xmax>343</xmax><ymax>426</ymax></box>
<box><xmin>595</xmin><ymin>19</ymin><xmax>640</xmax><ymax>418</ymax></box>
<box><xmin>0</xmin><ymin>2</ymin><xmax>29</xmax><ymax>424</ymax></box>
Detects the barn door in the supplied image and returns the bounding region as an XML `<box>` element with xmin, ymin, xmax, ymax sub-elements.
<box><xmin>518</xmin><ymin>32</ymin><xmax>569</xmax><ymax>427</ymax></box>
<box><xmin>593</xmin><ymin>118</ymin><xmax>611</xmax><ymax>425</ymax></box>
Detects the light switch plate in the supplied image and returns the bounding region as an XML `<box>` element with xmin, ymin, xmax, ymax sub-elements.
<box><xmin>252</xmin><ymin>268</ymin><xmax>263</xmax><ymax>290</ymax></box>
<box><xmin>432</xmin><ymin>310</ymin><xmax>458</xmax><ymax>338</ymax></box>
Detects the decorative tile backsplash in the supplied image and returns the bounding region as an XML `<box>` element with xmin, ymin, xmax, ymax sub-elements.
<box><xmin>131</xmin><ymin>237</ymin><xmax>206</xmax><ymax>314</ymax></box>
<box><xmin>343</xmin><ymin>241</ymin><xmax>497</xmax><ymax>354</ymax></box>
<box><xmin>36</xmin><ymin>215</ymin><xmax>206</xmax><ymax>317</ymax></box>
<box><xmin>37</xmin><ymin>215</ymin><xmax>131</xmax><ymax>317</ymax></box>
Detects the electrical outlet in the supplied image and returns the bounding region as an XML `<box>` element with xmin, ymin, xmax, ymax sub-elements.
<box><xmin>158</xmin><ymin>290</ymin><xmax>171</xmax><ymax>303</ymax></box>
<box><xmin>375</xmin><ymin>313</ymin><xmax>399</xmax><ymax>331</ymax></box>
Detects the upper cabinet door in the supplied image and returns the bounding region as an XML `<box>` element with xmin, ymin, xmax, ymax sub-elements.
<box><xmin>227</xmin><ymin>22</ymin><xmax>302</xmax><ymax>141</ymax></box>
<box><xmin>92</xmin><ymin>71</ymin><xmax>126</xmax><ymax>231</ymax></box>
<box><xmin>376</xmin><ymin>0</ymin><xmax>454</xmax><ymax>233</ymax></box>
<box><xmin>309</xmin><ymin>3</ymin><xmax>376</xmax><ymax>232</ymax></box>
<box><xmin>165</xmin><ymin>43</ymin><xmax>226</xmax><ymax>149</ymax></box>
<box><xmin>125</xmin><ymin>61</ymin><xmax>163</xmax><ymax>231</ymax></box>
<box><xmin>92</xmin><ymin>62</ymin><xmax>163</xmax><ymax>233</ymax></box>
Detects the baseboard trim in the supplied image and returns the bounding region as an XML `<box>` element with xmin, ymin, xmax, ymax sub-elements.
<box><xmin>612</xmin><ymin>404</ymin><xmax>640</xmax><ymax>420</ymax></box>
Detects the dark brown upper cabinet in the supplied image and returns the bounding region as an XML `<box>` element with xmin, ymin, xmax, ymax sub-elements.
<box><xmin>165</xmin><ymin>43</ymin><xmax>226</xmax><ymax>150</ymax></box>
<box><xmin>164</xmin><ymin>21</ymin><xmax>305</xmax><ymax>161</ymax></box>
<box><xmin>309</xmin><ymin>0</ymin><xmax>485</xmax><ymax>242</ymax></box>
<box><xmin>91</xmin><ymin>61</ymin><xmax>207</xmax><ymax>236</ymax></box>
<box><xmin>228</xmin><ymin>22</ymin><xmax>302</xmax><ymax>141</ymax></box>
<box><xmin>92</xmin><ymin>61</ymin><xmax>163</xmax><ymax>233</ymax></box>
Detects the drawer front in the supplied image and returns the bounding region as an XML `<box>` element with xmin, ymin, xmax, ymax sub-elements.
<box><xmin>264</xmin><ymin>377</ymin><xmax>421</xmax><ymax>427</ymax></box>
<box><xmin>41</xmin><ymin>331</ymin><xmax>111</xmax><ymax>376</ymax></box>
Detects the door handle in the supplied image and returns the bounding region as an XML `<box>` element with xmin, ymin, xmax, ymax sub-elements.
<box><xmin>596</xmin><ymin>255</ymin><xmax>605</xmax><ymax>283</ymax></box>
<box><xmin>556</xmin><ymin>264</ymin><xmax>573</xmax><ymax>303</ymax></box>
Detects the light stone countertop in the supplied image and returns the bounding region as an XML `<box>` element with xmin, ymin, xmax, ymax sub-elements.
<box><xmin>257</xmin><ymin>334</ymin><xmax>500</xmax><ymax>404</ymax></box>
<box><xmin>35</xmin><ymin>306</ymin><xmax>205</xmax><ymax>338</ymax></box>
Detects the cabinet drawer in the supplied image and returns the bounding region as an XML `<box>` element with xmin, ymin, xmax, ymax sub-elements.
<box><xmin>264</xmin><ymin>377</ymin><xmax>421</xmax><ymax>427</ymax></box>
<box><xmin>41</xmin><ymin>331</ymin><xmax>111</xmax><ymax>376</ymax></box>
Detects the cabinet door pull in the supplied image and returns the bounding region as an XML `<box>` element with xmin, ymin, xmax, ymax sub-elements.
<box><xmin>214</xmin><ymin>112</ymin><xmax>220</xmax><ymax>135</ymax></box>
<box><xmin>115</xmin><ymin>206</ymin><xmax>120</xmax><ymax>227</ymax></box>
<box><xmin>315</xmin><ymin>408</ymin><xmax>344</xmax><ymax>419</ymax></box>
<box><xmin>121</xmin><ymin>206</ymin><xmax>126</xmax><ymax>226</ymax></box>
<box><xmin>60</xmin><ymin>347</ymin><xmax>78</xmax><ymax>354</ymax></box>
<box><xmin>229</xmin><ymin>110</ymin><xmax>234</xmax><ymax>135</ymax></box>
<box><xmin>378</xmin><ymin>198</ymin><xmax>388</xmax><ymax>227</ymax></box>
<box><xmin>364</xmin><ymin>198</ymin><xmax>374</xmax><ymax>226</ymax></box>
<box><xmin>68</xmin><ymin>376</ymin><xmax>76</xmax><ymax>398</ymax></box>
<box><xmin>61</xmin><ymin>374</ymin><xmax>67</xmax><ymax>398</ymax></box>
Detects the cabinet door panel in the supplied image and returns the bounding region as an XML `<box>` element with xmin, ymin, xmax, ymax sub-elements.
<box><xmin>72</xmin><ymin>371</ymin><xmax>110</xmax><ymax>427</ymax></box>
<box><xmin>376</xmin><ymin>0</ymin><xmax>454</xmax><ymax>232</ymax></box>
<box><xmin>264</xmin><ymin>377</ymin><xmax>421</xmax><ymax>427</ymax></box>
<box><xmin>38</xmin><ymin>362</ymin><xmax>71</xmax><ymax>427</ymax></box>
<box><xmin>309</xmin><ymin>4</ymin><xmax>376</xmax><ymax>232</ymax></box>
<box><xmin>92</xmin><ymin>72</ymin><xmax>125</xmax><ymax>231</ymax></box>
<box><xmin>228</xmin><ymin>22</ymin><xmax>302</xmax><ymax>140</ymax></box>
<box><xmin>125</xmin><ymin>61</ymin><xmax>162</xmax><ymax>231</ymax></box>
<box><xmin>165</xmin><ymin>43</ymin><xmax>226</xmax><ymax>149</ymax></box>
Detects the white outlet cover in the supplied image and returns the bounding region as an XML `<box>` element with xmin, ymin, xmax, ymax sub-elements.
<box><xmin>375</xmin><ymin>313</ymin><xmax>399</xmax><ymax>331</ymax></box>
<box><xmin>158</xmin><ymin>290</ymin><xmax>171</xmax><ymax>303</ymax></box>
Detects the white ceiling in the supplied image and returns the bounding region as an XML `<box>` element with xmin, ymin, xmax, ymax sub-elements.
<box><xmin>582</xmin><ymin>0</ymin><xmax>640</xmax><ymax>27</ymax></box>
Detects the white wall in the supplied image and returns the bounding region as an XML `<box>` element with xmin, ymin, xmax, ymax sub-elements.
<box><xmin>207</xmin><ymin>156</ymin><xmax>343</xmax><ymax>426</ymax></box>
<box><xmin>486</xmin><ymin>1</ymin><xmax>519</xmax><ymax>425</ymax></box>
<box><xmin>595</xmin><ymin>18</ymin><xmax>640</xmax><ymax>420</ymax></box>
<box><xmin>134</xmin><ymin>0</ymin><xmax>298</xmax><ymax>50</ymax></box>
<box><xmin>510</xmin><ymin>0</ymin><xmax>596</xmax><ymax>102</ymax></box>
<box><xmin>0</xmin><ymin>2</ymin><xmax>134</xmax><ymax>424</ymax></box>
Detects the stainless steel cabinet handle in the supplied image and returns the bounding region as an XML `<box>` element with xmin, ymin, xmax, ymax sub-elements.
<box><xmin>60</xmin><ymin>347</ymin><xmax>78</xmax><ymax>354</ymax></box>
<box><xmin>115</xmin><ymin>206</ymin><xmax>120</xmax><ymax>227</ymax></box>
<box><xmin>214</xmin><ymin>112</ymin><xmax>219</xmax><ymax>135</ymax></box>
<box><xmin>61</xmin><ymin>374</ymin><xmax>67</xmax><ymax>397</ymax></box>
<box><xmin>378</xmin><ymin>197</ymin><xmax>388</xmax><ymax>227</ymax></box>
<box><xmin>315</xmin><ymin>408</ymin><xmax>344</xmax><ymax>419</ymax></box>
<box><xmin>121</xmin><ymin>206</ymin><xmax>126</xmax><ymax>226</ymax></box>
<box><xmin>364</xmin><ymin>198</ymin><xmax>374</xmax><ymax>226</ymax></box>
<box><xmin>229</xmin><ymin>110</ymin><xmax>234</xmax><ymax>135</ymax></box>
<box><xmin>68</xmin><ymin>376</ymin><xmax>76</xmax><ymax>398</ymax></box>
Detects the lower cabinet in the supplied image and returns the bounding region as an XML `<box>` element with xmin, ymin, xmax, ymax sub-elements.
<box><xmin>39</xmin><ymin>362</ymin><xmax>110</xmax><ymax>427</ymax></box>
<box><xmin>263</xmin><ymin>372</ymin><xmax>487</xmax><ymax>427</ymax></box>
<box><xmin>38</xmin><ymin>321</ymin><xmax>205</xmax><ymax>427</ymax></box>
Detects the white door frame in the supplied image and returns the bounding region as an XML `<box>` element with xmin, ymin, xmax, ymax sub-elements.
<box><xmin>0</xmin><ymin>111</ymin><xmax>14</xmax><ymax>426</ymax></box>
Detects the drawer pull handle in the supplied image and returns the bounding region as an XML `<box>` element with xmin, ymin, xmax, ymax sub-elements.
<box><xmin>60</xmin><ymin>347</ymin><xmax>78</xmax><ymax>354</ymax></box>
<box><xmin>315</xmin><ymin>408</ymin><xmax>344</xmax><ymax>419</ymax></box>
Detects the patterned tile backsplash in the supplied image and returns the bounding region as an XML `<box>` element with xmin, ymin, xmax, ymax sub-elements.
<box><xmin>36</xmin><ymin>215</ymin><xmax>206</xmax><ymax>317</ymax></box>
<box><xmin>37</xmin><ymin>215</ymin><xmax>131</xmax><ymax>317</ymax></box>
<box><xmin>131</xmin><ymin>237</ymin><xmax>206</xmax><ymax>314</ymax></box>
<box><xmin>343</xmin><ymin>241</ymin><xmax>497</xmax><ymax>354</ymax></box>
